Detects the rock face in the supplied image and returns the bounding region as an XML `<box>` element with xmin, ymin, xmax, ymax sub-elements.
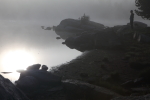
<box><xmin>111</xmin><ymin>94</ymin><xmax>150</xmax><ymax>100</ymax></box>
<box><xmin>16</xmin><ymin>64</ymin><xmax>62</xmax><ymax>94</ymax></box>
<box><xmin>55</xmin><ymin>18</ymin><xmax>105</xmax><ymax>39</ymax></box>
<box><xmin>63</xmin><ymin>30</ymin><xmax>122</xmax><ymax>52</ymax></box>
<box><xmin>0</xmin><ymin>74</ymin><xmax>29</xmax><ymax>100</ymax></box>
<box><xmin>63</xmin><ymin>80</ymin><xmax>120</xmax><ymax>100</ymax></box>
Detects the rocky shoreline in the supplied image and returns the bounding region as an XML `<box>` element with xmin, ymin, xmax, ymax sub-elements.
<box><xmin>1</xmin><ymin>18</ymin><xmax>150</xmax><ymax>100</ymax></box>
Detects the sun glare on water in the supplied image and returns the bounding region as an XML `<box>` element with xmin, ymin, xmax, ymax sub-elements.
<box><xmin>2</xmin><ymin>50</ymin><xmax>35</xmax><ymax>72</ymax></box>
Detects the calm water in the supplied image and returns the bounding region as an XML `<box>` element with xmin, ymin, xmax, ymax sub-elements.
<box><xmin>1</xmin><ymin>0</ymin><xmax>150</xmax><ymax>82</ymax></box>
<box><xmin>0</xmin><ymin>20</ymin><xmax>81</xmax><ymax>82</ymax></box>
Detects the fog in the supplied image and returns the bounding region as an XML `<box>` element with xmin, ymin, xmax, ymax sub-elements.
<box><xmin>0</xmin><ymin>0</ymin><xmax>149</xmax><ymax>26</ymax></box>
<box><xmin>0</xmin><ymin>0</ymin><xmax>149</xmax><ymax>81</ymax></box>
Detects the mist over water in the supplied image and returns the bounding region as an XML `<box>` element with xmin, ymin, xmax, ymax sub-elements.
<box><xmin>0</xmin><ymin>0</ymin><xmax>150</xmax><ymax>82</ymax></box>
<box><xmin>0</xmin><ymin>20</ymin><xmax>81</xmax><ymax>81</ymax></box>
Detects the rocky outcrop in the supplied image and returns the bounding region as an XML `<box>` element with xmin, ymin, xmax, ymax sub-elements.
<box><xmin>54</xmin><ymin>19</ymin><xmax>150</xmax><ymax>51</ymax></box>
<box><xmin>111</xmin><ymin>94</ymin><xmax>150</xmax><ymax>100</ymax></box>
<box><xmin>15</xmin><ymin>64</ymin><xmax>62</xmax><ymax>95</ymax></box>
<box><xmin>0</xmin><ymin>74</ymin><xmax>29</xmax><ymax>100</ymax></box>
<box><xmin>63</xmin><ymin>80</ymin><xmax>120</xmax><ymax>100</ymax></box>
<box><xmin>62</xmin><ymin>30</ymin><xmax>122</xmax><ymax>52</ymax></box>
<box><xmin>55</xmin><ymin>18</ymin><xmax>105</xmax><ymax>39</ymax></box>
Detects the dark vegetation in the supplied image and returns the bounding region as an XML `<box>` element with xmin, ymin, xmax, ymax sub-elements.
<box><xmin>80</xmin><ymin>14</ymin><xmax>90</xmax><ymax>24</ymax></box>
<box><xmin>51</xmin><ymin>27</ymin><xmax>150</xmax><ymax>98</ymax></box>
<box><xmin>135</xmin><ymin>0</ymin><xmax>150</xmax><ymax>19</ymax></box>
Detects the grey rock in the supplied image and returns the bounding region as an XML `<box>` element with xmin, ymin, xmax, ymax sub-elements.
<box><xmin>16</xmin><ymin>76</ymin><xmax>39</xmax><ymax>91</ymax></box>
<box><xmin>127</xmin><ymin>21</ymin><xmax>148</xmax><ymax>28</ymax></box>
<box><xmin>0</xmin><ymin>74</ymin><xmax>29</xmax><ymax>100</ymax></box>
<box><xmin>121</xmin><ymin>80</ymin><xmax>134</xmax><ymax>88</ymax></box>
<box><xmin>26</xmin><ymin>64</ymin><xmax>41</xmax><ymax>71</ymax></box>
<box><xmin>17</xmin><ymin>70</ymin><xmax>61</xmax><ymax>86</ymax></box>
<box><xmin>55</xmin><ymin>19</ymin><xmax>105</xmax><ymax>39</ymax></box>
<box><xmin>111</xmin><ymin>94</ymin><xmax>150</xmax><ymax>100</ymax></box>
<box><xmin>45</xmin><ymin>27</ymin><xmax>51</xmax><ymax>30</ymax></box>
<box><xmin>63</xmin><ymin>79</ymin><xmax>120</xmax><ymax>100</ymax></box>
<box><xmin>41</xmin><ymin>65</ymin><xmax>48</xmax><ymax>71</ymax></box>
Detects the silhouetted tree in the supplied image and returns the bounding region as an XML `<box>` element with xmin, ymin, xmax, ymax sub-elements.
<box><xmin>80</xmin><ymin>14</ymin><xmax>90</xmax><ymax>24</ymax></box>
<box><xmin>135</xmin><ymin>0</ymin><xmax>150</xmax><ymax>19</ymax></box>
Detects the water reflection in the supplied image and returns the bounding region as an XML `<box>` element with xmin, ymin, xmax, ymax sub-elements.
<box><xmin>2</xmin><ymin>49</ymin><xmax>35</xmax><ymax>71</ymax></box>
<box><xmin>0</xmin><ymin>20</ymin><xmax>81</xmax><ymax>82</ymax></box>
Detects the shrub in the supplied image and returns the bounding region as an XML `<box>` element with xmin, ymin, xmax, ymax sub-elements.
<box><xmin>80</xmin><ymin>14</ymin><xmax>90</xmax><ymax>24</ymax></box>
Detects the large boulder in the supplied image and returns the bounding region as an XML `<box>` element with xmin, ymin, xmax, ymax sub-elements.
<box><xmin>62</xmin><ymin>80</ymin><xmax>120</xmax><ymax>100</ymax></box>
<box><xmin>16</xmin><ymin>64</ymin><xmax>62</xmax><ymax>94</ymax></box>
<box><xmin>63</xmin><ymin>30</ymin><xmax>122</xmax><ymax>51</ymax></box>
<box><xmin>16</xmin><ymin>70</ymin><xmax>61</xmax><ymax>87</ymax></box>
<box><xmin>0</xmin><ymin>74</ymin><xmax>29</xmax><ymax>100</ymax></box>
<box><xmin>26</xmin><ymin>64</ymin><xmax>41</xmax><ymax>71</ymax></box>
<box><xmin>127</xmin><ymin>21</ymin><xmax>148</xmax><ymax>28</ymax></box>
<box><xmin>111</xmin><ymin>94</ymin><xmax>150</xmax><ymax>100</ymax></box>
<box><xmin>16</xmin><ymin>76</ymin><xmax>40</xmax><ymax>92</ymax></box>
<box><xmin>55</xmin><ymin>19</ymin><xmax>105</xmax><ymax>39</ymax></box>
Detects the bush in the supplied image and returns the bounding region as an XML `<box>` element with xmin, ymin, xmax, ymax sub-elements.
<box><xmin>80</xmin><ymin>14</ymin><xmax>90</xmax><ymax>24</ymax></box>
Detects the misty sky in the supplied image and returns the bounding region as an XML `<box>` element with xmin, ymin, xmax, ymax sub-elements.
<box><xmin>0</xmin><ymin>0</ymin><xmax>149</xmax><ymax>81</ymax></box>
<box><xmin>0</xmin><ymin>0</ymin><xmax>149</xmax><ymax>26</ymax></box>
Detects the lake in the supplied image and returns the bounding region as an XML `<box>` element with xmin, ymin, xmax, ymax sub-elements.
<box><xmin>0</xmin><ymin>20</ymin><xmax>81</xmax><ymax>82</ymax></box>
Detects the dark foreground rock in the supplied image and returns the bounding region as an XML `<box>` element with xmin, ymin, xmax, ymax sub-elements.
<box><xmin>63</xmin><ymin>30</ymin><xmax>122</xmax><ymax>51</ymax></box>
<box><xmin>111</xmin><ymin>94</ymin><xmax>150</xmax><ymax>100</ymax></box>
<box><xmin>55</xmin><ymin>18</ymin><xmax>105</xmax><ymax>39</ymax></box>
<box><xmin>63</xmin><ymin>80</ymin><xmax>120</xmax><ymax>100</ymax></box>
<box><xmin>0</xmin><ymin>74</ymin><xmax>29</xmax><ymax>100</ymax></box>
<box><xmin>15</xmin><ymin>64</ymin><xmax>62</xmax><ymax>97</ymax></box>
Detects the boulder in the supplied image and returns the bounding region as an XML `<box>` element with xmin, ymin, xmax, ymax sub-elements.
<box><xmin>26</xmin><ymin>64</ymin><xmax>41</xmax><ymax>71</ymax></box>
<box><xmin>41</xmin><ymin>65</ymin><xmax>48</xmax><ymax>71</ymax></box>
<box><xmin>45</xmin><ymin>27</ymin><xmax>51</xmax><ymax>30</ymax></box>
<box><xmin>55</xmin><ymin>18</ymin><xmax>105</xmax><ymax>39</ymax></box>
<box><xmin>127</xmin><ymin>21</ymin><xmax>148</xmax><ymax>28</ymax></box>
<box><xmin>56</xmin><ymin>37</ymin><xmax>61</xmax><ymax>39</ymax></box>
<box><xmin>16</xmin><ymin>76</ymin><xmax>39</xmax><ymax>91</ymax></box>
<box><xmin>62</xmin><ymin>80</ymin><xmax>120</xmax><ymax>100</ymax></box>
<box><xmin>135</xmin><ymin>32</ymin><xmax>150</xmax><ymax>43</ymax></box>
<box><xmin>63</xmin><ymin>31</ymin><xmax>122</xmax><ymax>51</ymax></box>
<box><xmin>0</xmin><ymin>74</ymin><xmax>29</xmax><ymax>100</ymax></box>
<box><xmin>111</xmin><ymin>94</ymin><xmax>150</xmax><ymax>100</ymax></box>
<box><xmin>16</xmin><ymin>70</ymin><xmax>61</xmax><ymax>87</ymax></box>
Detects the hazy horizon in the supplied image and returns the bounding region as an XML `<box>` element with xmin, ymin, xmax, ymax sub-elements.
<box><xmin>0</xmin><ymin>0</ymin><xmax>149</xmax><ymax>81</ymax></box>
<box><xmin>0</xmin><ymin>0</ymin><xmax>149</xmax><ymax>26</ymax></box>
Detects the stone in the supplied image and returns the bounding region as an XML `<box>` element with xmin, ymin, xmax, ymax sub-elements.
<box><xmin>80</xmin><ymin>73</ymin><xmax>88</xmax><ymax>78</ymax></box>
<box><xmin>56</xmin><ymin>37</ymin><xmax>61</xmax><ymax>39</ymax></box>
<box><xmin>16</xmin><ymin>76</ymin><xmax>39</xmax><ymax>92</ymax></box>
<box><xmin>111</xmin><ymin>94</ymin><xmax>150</xmax><ymax>100</ymax></box>
<box><xmin>62</xmin><ymin>79</ymin><xmax>120</xmax><ymax>100</ymax></box>
<box><xmin>41</xmin><ymin>65</ymin><xmax>48</xmax><ymax>71</ymax></box>
<box><xmin>17</xmin><ymin>70</ymin><xmax>62</xmax><ymax>86</ymax></box>
<box><xmin>45</xmin><ymin>27</ymin><xmax>51</xmax><ymax>30</ymax></box>
<box><xmin>0</xmin><ymin>74</ymin><xmax>29</xmax><ymax>100</ymax></box>
<box><xmin>121</xmin><ymin>80</ymin><xmax>134</xmax><ymax>88</ymax></box>
<box><xmin>55</xmin><ymin>18</ymin><xmax>105</xmax><ymax>39</ymax></box>
<box><xmin>26</xmin><ymin>64</ymin><xmax>41</xmax><ymax>71</ymax></box>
